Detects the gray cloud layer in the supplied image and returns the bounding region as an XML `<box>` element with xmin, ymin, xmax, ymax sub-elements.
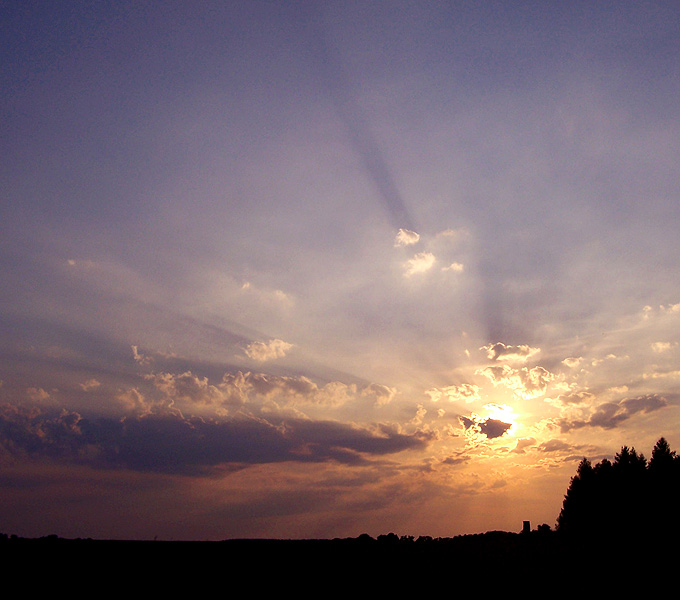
<box><xmin>0</xmin><ymin>404</ymin><xmax>432</xmax><ymax>474</ymax></box>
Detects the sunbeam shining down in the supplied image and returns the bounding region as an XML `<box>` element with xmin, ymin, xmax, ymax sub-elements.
<box><xmin>2</xmin><ymin>1</ymin><xmax>680</xmax><ymax>543</ymax></box>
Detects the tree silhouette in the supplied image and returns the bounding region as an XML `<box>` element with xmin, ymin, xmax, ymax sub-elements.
<box><xmin>557</xmin><ymin>438</ymin><xmax>680</xmax><ymax>545</ymax></box>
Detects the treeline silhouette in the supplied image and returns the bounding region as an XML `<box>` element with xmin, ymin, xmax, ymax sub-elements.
<box><xmin>3</xmin><ymin>437</ymin><xmax>678</xmax><ymax>578</ymax></box>
<box><xmin>556</xmin><ymin>437</ymin><xmax>680</xmax><ymax>544</ymax></box>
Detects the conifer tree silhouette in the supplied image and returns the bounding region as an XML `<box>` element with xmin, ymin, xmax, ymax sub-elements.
<box><xmin>557</xmin><ymin>438</ymin><xmax>679</xmax><ymax>544</ymax></box>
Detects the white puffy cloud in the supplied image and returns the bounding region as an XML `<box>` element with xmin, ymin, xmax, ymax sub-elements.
<box><xmin>146</xmin><ymin>371</ymin><xmax>238</xmax><ymax>406</ymax></box>
<box><xmin>442</xmin><ymin>262</ymin><xmax>464</xmax><ymax>273</ymax></box>
<box><xmin>404</xmin><ymin>252</ymin><xmax>436</xmax><ymax>277</ymax></box>
<box><xmin>244</xmin><ymin>338</ymin><xmax>293</xmax><ymax>362</ymax></box>
<box><xmin>426</xmin><ymin>383</ymin><xmax>480</xmax><ymax>403</ymax></box>
<box><xmin>394</xmin><ymin>228</ymin><xmax>420</xmax><ymax>246</ymax></box>
<box><xmin>562</xmin><ymin>357</ymin><xmax>583</xmax><ymax>369</ymax></box>
<box><xmin>481</xmin><ymin>342</ymin><xmax>540</xmax><ymax>362</ymax></box>
<box><xmin>651</xmin><ymin>341</ymin><xmax>676</xmax><ymax>353</ymax></box>
<box><xmin>361</xmin><ymin>383</ymin><xmax>397</xmax><ymax>406</ymax></box>
<box><xmin>476</xmin><ymin>364</ymin><xmax>555</xmax><ymax>399</ymax></box>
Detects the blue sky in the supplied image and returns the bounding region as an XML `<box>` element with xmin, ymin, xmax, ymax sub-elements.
<box><xmin>2</xmin><ymin>1</ymin><xmax>680</xmax><ymax>540</ymax></box>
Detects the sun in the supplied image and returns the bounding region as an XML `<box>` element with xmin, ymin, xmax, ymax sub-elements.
<box><xmin>482</xmin><ymin>403</ymin><xmax>518</xmax><ymax>434</ymax></box>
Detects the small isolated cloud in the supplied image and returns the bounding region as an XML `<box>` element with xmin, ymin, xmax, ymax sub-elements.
<box><xmin>481</xmin><ymin>342</ymin><xmax>540</xmax><ymax>363</ymax></box>
<box><xmin>404</xmin><ymin>252</ymin><xmax>436</xmax><ymax>277</ymax></box>
<box><xmin>562</xmin><ymin>357</ymin><xmax>583</xmax><ymax>369</ymax></box>
<box><xmin>442</xmin><ymin>262</ymin><xmax>464</xmax><ymax>273</ymax></box>
<box><xmin>426</xmin><ymin>383</ymin><xmax>480</xmax><ymax>403</ymax></box>
<box><xmin>79</xmin><ymin>379</ymin><xmax>101</xmax><ymax>392</ymax></box>
<box><xmin>244</xmin><ymin>339</ymin><xmax>293</xmax><ymax>362</ymax></box>
<box><xmin>651</xmin><ymin>341</ymin><xmax>677</xmax><ymax>353</ymax></box>
<box><xmin>394</xmin><ymin>228</ymin><xmax>420</xmax><ymax>246</ymax></box>
<box><xmin>460</xmin><ymin>415</ymin><xmax>512</xmax><ymax>440</ymax></box>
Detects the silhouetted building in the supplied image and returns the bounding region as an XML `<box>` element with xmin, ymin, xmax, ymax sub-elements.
<box><xmin>522</xmin><ymin>521</ymin><xmax>531</xmax><ymax>534</ymax></box>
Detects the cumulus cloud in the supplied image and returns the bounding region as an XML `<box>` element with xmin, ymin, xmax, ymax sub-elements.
<box><xmin>562</xmin><ymin>357</ymin><xmax>583</xmax><ymax>369</ymax></box>
<box><xmin>361</xmin><ymin>383</ymin><xmax>397</xmax><ymax>406</ymax></box>
<box><xmin>481</xmin><ymin>342</ymin><xmax>540</xmax><ymax>362</ymax></box>
<box><xmin>404</xmin><ymin>252</ymin><xmax>436</xmax><ymax>277</ymax></box>
<box><xmin>460</xmin><ymin>415</ymin><xmax>512</xmax><ymax>439</ymax></box>
<box><xmin>26</xmin><ymin>387</ymin><xmax>50</xmax><ymax>402</ymax></box>
<box><xmin>79</xmin><ymin>379</ymin><xmax>101</xmax><ymax>391</ymax></box>
<box><xmin>146</xmin><ymin>371</ymin><xmax>242</xmax><ymax>406</ymax></box>
<box><xmin>394</xmin><ymin>228</ymin><xmax>420</xmax><ymax>246</ymax></box>
<box><xmin>476</xmin><ymin>364</ymin><xmax>555</xmax><ymax>399</ymax></box>
<box><xmin>0</xmin><ymin>403</ymin><xmax>433</xmax><ymax>474</ymax></box>
<box><xmin>442</xmin><ymin>262</ymin><xmax>464</xmax><ymax>273</ymax></box>
<box><xmin>426</xmin><ymin>383</ymin><xmax>480</xmax><ymax>403</ymax></box>
<box><xmin>558</xmin><ymin>394</ymin><xmax>668</xmax><ymax>432</ymax></box>
<box><xmin>651</xmin><ymin>341</ymin><xmax>676</xmax><ymax>353</ymax></box>
<box><xmin>512</xmin><ymin>437</ymin><xmax>537</xmax><ymax>454</ymax></box>
<box><xmin>244</xmin><ymin>339</ymin><xmax>293</xmax><ymax>362</ymax></box>
<box><xmin>143</xmin><ymin>369</ymin><xmax>392</xmax><ymax>410</ymax></box>
<box><xmin>537</xmin><ymin>439</ymin><xmax>575</xmax><ymax>453</ymax></box>
<box><xmin>116</xmin><ymin>387</ymin><xmax>155</xmax><ymax>415</ymax></box>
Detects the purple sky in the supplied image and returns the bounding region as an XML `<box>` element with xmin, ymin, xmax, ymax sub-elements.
<box><xmin>2</xmin><ymin>1</ymin><xmax>680</xmax><ymax>540</ymax></box>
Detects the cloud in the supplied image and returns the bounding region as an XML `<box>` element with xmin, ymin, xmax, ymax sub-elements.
<box><xmin>476</xmin><ymin>364</ymin><xmax>555</xmax><ymax>399</ymax></box>
<box><xmin>403</xmin><ymin>252</ymin><xmax>436</xmax><ymax>277</ymax></box>
<box><xmin>537</xmin><ymin>439</ymin><xmax>574</xmax><ymax>453</ymax></box>
<box><xmin>651</xmin><ymin>341</ymin><xmax>677</xmax><ymax>353</ymax></box>
<box><xmin>394</xmin><ymin>228</ymin><xmax>420</xmax><ymax>247</ymax></box>
<box><xmin>79</xmin><ymin>379</ymin><xmax>101</xmax><ymax>392</ymax></box>
<box><xmin>26</xmin><ymin>387</ymin><xmax>50</xmax><ymax>402</ymax></box>
<box><xmin>143</xmin><ymin>370</ymin><xmax>391</xmax><ymax>409</ymax></box>
<box><xmin>548</xmin><ymin>390</ymin><xmax>595</xmax><ymax>406</ymax></box>
<box><xmin>116</xmin><ymin>387</ymin><xmax>151</xmax><ymax>415</ymax></box>
<box><xmin>131</xmin><ymin>345</ymin><xmax>153</xmax><ymax>366</ymax></box>
<box><xmin>460</xmin><ymin>415</ymin><xmax>512</xmax><ymax>439</ymax></box>
<box><xmin>0</xmin><ymin>404</ymin><xmax>433</xmax><ymax>474</ymax></box>
<box><xmin>558</xmin><ymin>394</ymin><xmax>668</xmax><ymax>432</ymax></box>
<box><xmin>146</xmin><ymin>371</ymin><xmax>243</xmax><ymax>406</ymax></box>
<box><xmin>512</xmin><ymin>437</ymin><xmax>537</xmax><ymax>454</ymax></box>
<box><xmin>426</xmin><ymin>383</ymin><xmax>480</xmax><ymax>403</ymax></box>
<box><xmin>244</xmin><ymin>338</ymin><xmax>294</xmax><ymax>362</ymax></box>
<box><xmin>562</xmin><ymin>357</ymin><xmax>583</xmax><ymax>369</ymax></box>
<box><xmin>481</xmin><ymin>342</ymin><xmax>540</xmax><ymax>362</ymax></box>
<box><xmin>442</xmin><ymin>262</ymin><xmax>464</xmax><ymax>273</ymax></box>
<box><xmin>361</xmin><ymin>383</ymin><xmax>397</xmax><ymax>406</ymax></box>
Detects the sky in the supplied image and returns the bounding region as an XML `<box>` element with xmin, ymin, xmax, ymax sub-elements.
<box><xmin>2</xmin><ymin>0</ymin><xmax>680</xmax><ymax>541</ymax></box>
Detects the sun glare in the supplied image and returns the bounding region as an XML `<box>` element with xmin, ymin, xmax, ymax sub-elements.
<box><xmin>482</xmin><ymin>403</ymin><xmax>518</xmax><ymax>433</ymax></box>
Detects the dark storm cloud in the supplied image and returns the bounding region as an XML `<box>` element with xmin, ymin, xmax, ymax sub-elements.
<box><xmin>558</xmin><ymin>394</ymin><xmax>669</xmax><ymax>432</ymax></box>
<box><xmin>0</xmin><ymin>404</ymin><xmax>431</xmax><ymax>474</ymax></box>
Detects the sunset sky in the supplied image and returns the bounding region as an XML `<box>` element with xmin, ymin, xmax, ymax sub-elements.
<box><xmin>2</xmin><ymin>1</ymin><xmax>680</xmax><ymax>541</ymax></box>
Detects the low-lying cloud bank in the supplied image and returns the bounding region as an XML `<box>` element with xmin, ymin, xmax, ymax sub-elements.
<box><xmin>0</xmin><ymin>403</ymin><xmax>433</xmax><ymax>475</ymax></box>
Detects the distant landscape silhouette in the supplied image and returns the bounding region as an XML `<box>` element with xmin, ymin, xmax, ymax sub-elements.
<box><xmin>3</xmin><ymin>438</ymin><xmax>678</xmax><ymax>579</ymax></box>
